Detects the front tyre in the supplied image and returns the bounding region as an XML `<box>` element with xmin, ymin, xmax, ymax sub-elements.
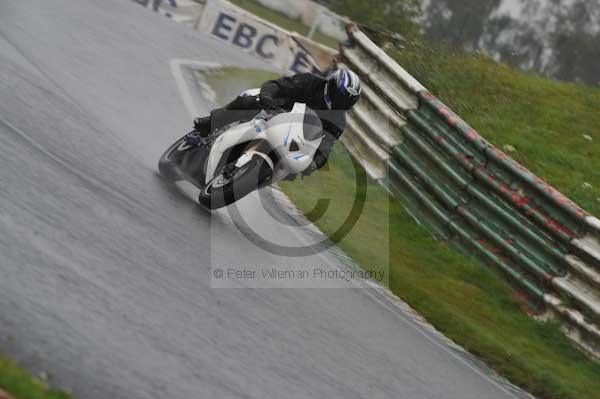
<box><xmin>198</xmin><ymin>155</ymin><xmax>272</xmax><ymax>209</ymax></box>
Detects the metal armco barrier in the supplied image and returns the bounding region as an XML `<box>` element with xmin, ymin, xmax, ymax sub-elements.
<box><xmin>340</xmin><ymin>24</ymin><xmax>600</xmax><ymax>358</ymax></box>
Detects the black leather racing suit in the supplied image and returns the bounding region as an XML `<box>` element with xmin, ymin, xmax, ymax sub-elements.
<box><xmin>209</xmin><ymin>73</ymin><xmax>346</xmax><ymax>175</ymax></box>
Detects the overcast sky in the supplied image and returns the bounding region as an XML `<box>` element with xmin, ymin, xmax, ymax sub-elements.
<box><xmin>496</xmin><ymin>0</ymin><xmax>523</xmax><ymax>17</ymax></box>
<box><xmin>422</xmin><ymin>0</ymin><xmax>532</xmax><ymax>19</ymax></box>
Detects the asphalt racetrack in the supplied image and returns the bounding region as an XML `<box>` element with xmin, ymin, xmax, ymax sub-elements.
<box><xmin>0</xmin><ymin>1</ymin><xmax>530</xmax><ymax>398</ymax></box>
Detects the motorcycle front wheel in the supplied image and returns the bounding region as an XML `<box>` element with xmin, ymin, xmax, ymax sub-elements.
<box><xmin>198</xmin><ymin>154</ymin><xmax>272</xmax><ymax>209</ymax></box>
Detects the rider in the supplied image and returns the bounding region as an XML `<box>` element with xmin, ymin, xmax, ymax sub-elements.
<box><xmin>188</xmin><ymin>67</ymin><xmax>362</xmax><ymax>177</ymax></box>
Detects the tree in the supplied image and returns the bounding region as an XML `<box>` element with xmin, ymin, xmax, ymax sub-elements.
<box><xmin>423</xmin><ymin>0</ymin><xmax>600</xmax><ymax>85</ymax></box>
<box><xmin>329</xmin><ymin>0</ymin><xmax>423</xmax><ymax>39</ymax></box>
<box><xmin>549</xmin><ymin>0</ymin><xmax>600</xmax><ymax>84</ymax></box>
<box><xmin>424</xmin><ymin>0</ymin><xmax>502</xmax><ymax>50</ymax></box>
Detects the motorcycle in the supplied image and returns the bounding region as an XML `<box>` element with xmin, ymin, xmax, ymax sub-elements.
<box><xmin>158</xmin><ymin>89</ymin><xmax>324</xmax><ymax>209</ymax></box>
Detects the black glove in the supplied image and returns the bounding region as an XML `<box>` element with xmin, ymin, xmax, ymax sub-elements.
<box><xmin>259</xmin><ymin>94</ymin><xmax>274</xmax><ymax>109</ymax></box>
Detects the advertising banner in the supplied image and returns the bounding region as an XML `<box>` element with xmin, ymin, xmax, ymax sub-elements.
<box><xmin>196</xmin><ymin>0</ymin><xmax>328</xmax><ymax>74</ymax></box>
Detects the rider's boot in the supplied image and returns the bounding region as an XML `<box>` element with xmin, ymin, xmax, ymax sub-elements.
<box><xmin>184</xmin><ymin>117</ymin><xmax>211</xmax><ymax>147</ymax></box>
<box><xmin>193</xmin><ymin>116</ymin><xmax>211</xmax><ymax>136</ymax></box>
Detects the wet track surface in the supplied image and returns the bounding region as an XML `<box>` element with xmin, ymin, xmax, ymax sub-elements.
<box><xmin>0</xmin><ymin>1</ymin><xmax>529</xmax><ymax>398</ymax></box>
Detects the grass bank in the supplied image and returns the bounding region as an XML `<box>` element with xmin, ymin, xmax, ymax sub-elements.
<box><xmin>0</xmin><ymin>357</ymin><xmax>69</xmax><ymax>399</ymax></box>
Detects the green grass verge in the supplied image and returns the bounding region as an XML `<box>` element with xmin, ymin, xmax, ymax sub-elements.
<box><xmin>229</xmin><ymin>0</ymin><xmax>339</xmax><ymax>49</ymax></box>
<box><xmin>0</xmin><ymin>357</ymin><xmax>70</xmax><ymax>399</ymax></box>
<box><xmin>203</xmin><ymin>63</ymin><xmax>600</xmax><ymax>399</ymax></box>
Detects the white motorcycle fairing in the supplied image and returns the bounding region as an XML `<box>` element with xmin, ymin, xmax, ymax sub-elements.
<box><xmin>204</xmin><ymin>102</ymin><xmax>323</xmax><ymax>185</ymax></box>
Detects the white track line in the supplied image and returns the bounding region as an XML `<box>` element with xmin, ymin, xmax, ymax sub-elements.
<box><xmin>169</xmin><ymin>58</ymin><xmax>226</xmax><ymax>117</ymax></box>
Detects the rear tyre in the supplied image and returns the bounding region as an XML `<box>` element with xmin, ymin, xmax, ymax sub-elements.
<box><xmin>158</xmin><ymin>136</ymin><xmax>188</xmax><ymax>181</ymax></box>
<box><xmin>198</xmin><ymin>155</ymin><xmax>272</xmax><ymax>209</ymax></box>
